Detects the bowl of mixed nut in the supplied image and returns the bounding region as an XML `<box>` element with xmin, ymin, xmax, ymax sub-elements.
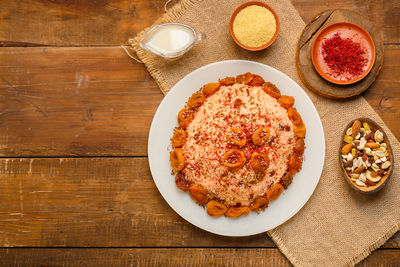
<box><xmin>339</xmin><ymin>118</ymin><xmax>394</xmax><ymax>194</ymax></box>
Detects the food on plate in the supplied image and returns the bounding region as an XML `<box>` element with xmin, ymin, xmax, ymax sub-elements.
<box><xmin>266</xmin><ymin>183</ymin><xmax>283</xmax><ymax>201</ymax></box>
<box><xmin>171</xmin><ymin>129</ymin><xmax>186</xmax><ymax>148</ymax></box>
<box><xmin>232</xmin><ymin>5</ymin><xmax>276</xmax><ymax>48</ymax></box>
<box><xmin>206</xmin><ymin>200</ymin><xmax>228</xmax><ymax>217</ymax></box>
<box><xmin>189</xmin><ymin>184</ymin><xmax>209</xmax><ymax>205</ymax></box>
<box><xmin>170</xmin><ymin>148</ymin><xmax>185</xmax><ymax>172</ymax></box>
<box><xmin>225</xmin><ymin>206</ymin><xmax>250</xmax><ymax>218</ymax></box>
<box><xmin>169</xmin><ymin>73</ymin><xmax>306</xmax><ymax>217</ymax></box>
<box><xmin>340</xmin><ymin>119</ymin><xmax>394</xmax><ymax>190</ymax></box>
<box><xmin>178</xmin><ymin>108</ymin><xmax>194</xmax><ymax>129</ymax></box>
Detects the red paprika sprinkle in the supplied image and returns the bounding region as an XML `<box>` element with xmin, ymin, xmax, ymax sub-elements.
<box><xmin>321</xmin><ymin>32</ymin><xmax>368</xmax><ymax>80</ymax></box>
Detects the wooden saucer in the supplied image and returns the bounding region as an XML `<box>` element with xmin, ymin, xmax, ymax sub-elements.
<box><xmin>296</xmin><ymin>9</ymin><xmax>384</xmax><ymax>99</ymax></box>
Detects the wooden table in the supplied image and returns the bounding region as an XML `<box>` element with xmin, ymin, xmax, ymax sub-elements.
<box><xmin>0</xmin><ymin>1</ymin><xmax>399</xmax><ymax>265</ymax></box>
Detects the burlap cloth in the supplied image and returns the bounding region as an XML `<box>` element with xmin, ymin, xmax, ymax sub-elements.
<box><xmin>132</xmin><ymin>0</ymin><xmax>400</xmax><ymax>266</ymax></box>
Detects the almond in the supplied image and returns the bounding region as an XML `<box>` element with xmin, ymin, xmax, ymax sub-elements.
<box><xmin>365</xmin><ymin>142</ymin><xmax>380</xmax><ymax>149</ymax></box>
<box><xmin>351</xmin><ymin>120</ymin><xmax>361</xmax><ymax>138</ymax></box>
<box><xmin>341</xmin><ymin>143</ymin><xmax>352</xmax><ymax>155</ymax></box>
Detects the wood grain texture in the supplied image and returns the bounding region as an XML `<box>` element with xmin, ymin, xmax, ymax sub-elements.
<box><xmin>363</xmin><ymin>45</ymin><xmax>400</xmax><ymax>142</ymax></box>
<box><xmin>0</xmin><ymin>157</ymin><xmax>274</xmax><ymax>247</ymax></box>
<box><xmin>0</xmin><ymin>47</ymin><xmax>163</xmax><ymax>157</ymax></box>
<box><xmin>0</xmin><ymin>0</ymin><xmax>399</xmax><ymax>265</ymax></box>
<box><xmin>0</xmin><ymin>0</ymin><xmax>398</xmax><ymax>46</ymax></box>
<box><xmin>292</xmin><ymin>0</ymin><xmax>400</xmax><ymax>44</ymax></box>
<box><xmin>0</xmin><ymin>46</ymin><xmax>399</xmax><ymax>157</ymax></box>
<box><xmin>0</xmin><ymin>157</ymin><xmax>399</xmax><ymax>249</ymax></box>
<box><xmin>1</xmin><ymin>248</ymin><xmax>292</xmax><ymax>266</ymax></box>
<box><xmin>1</xmin><ymin>248</ymin><xmax>400</xmax><ymax>266</ymax></box>
<box><xmin>0</xmin><ymin>0</ymin><xmax>166</xmax><ymax>46</ymax></box>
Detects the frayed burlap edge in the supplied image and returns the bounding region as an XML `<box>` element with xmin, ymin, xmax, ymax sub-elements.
<box><xmin>267</xmin><ymin>230</ymin><xmax>303</xmax><ymax>267</ymax></box>
<box><xmin>268</xmin><ymin>222</ymin><xmax>400</xmax><ymax>266</ymax></box>
<box><xmin>347</xmin><ymin>223</ymin><xmax>400</xmax><ymax>266</ymax></box>
<box><xmin>131</xmin><ymin>0</ymin><xmax>205</xmax><ymax>95</ymax></box>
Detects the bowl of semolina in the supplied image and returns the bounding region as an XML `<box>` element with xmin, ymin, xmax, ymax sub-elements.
<box><xmin>230</xmin><ymin>1</ymin><xmax>279</xmax><ymax>51</ymax></box>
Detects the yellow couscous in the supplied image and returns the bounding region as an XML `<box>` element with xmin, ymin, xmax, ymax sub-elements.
<box><xmin>233</xmin><ymin>5</ymin><xmax>276</xmax><ymax>48</ymax></box>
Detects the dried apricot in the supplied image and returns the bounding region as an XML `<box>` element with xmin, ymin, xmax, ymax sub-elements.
<box><xmin>252</xmin><ymin>127</ymin><xmax>270</xmax><ymax>146</ymax></box>
<box><xmin>178</xmin><ymin>108</ymin><xmax>194</xmax><ymax>129</ymax></box>
<box><xmin>187</xmin><ymin>91</ymin><xmax>205</xmax><ymax>109</ymax></box>
<box><xmin>189</xmin><ymin>184</ymin><xmax>209</xmax><ymax>205</ymax></box>
<box><xmin>267</xmin><ymin>183</ymin><xmax>283</xmax><ymax>201</ymax></box>
<box><xmin>236</xmin><ymin>72</ymin><xmax>253</xmax><ymax>84</ymax></box>
<box><xmin>250</xmin><ymin>152</ymin><xmax>270</xmax><ymax>174</ymax></box>
<box><xmin>171</xmin><ymin>129</ymin><xmax>186</xmax><ymax>148</ymax></box>
<box><xmin>222</xmin><ymin>149</ymin><xmax>246</xmax><ymax>169</ymax></box>
<box><xmin>175</xmin><ymin>172</ymin><xmax>191</xmax><ymax>191</ymax></box>
<box><xmin>226</xmin><ymin>127</ymin><xmax>247</xmax><ymax>147</ymax></box>
<box><xmin>170</xmin><ymin>148</ymin><xmax>185</xmax><ymax>172</ymax></box>
<box><xmin>287</xmin><ymin>107</ymin><xmax>303</xmax><ymax>125</ymax></box>
<box><xmin>288</xmin><ymin>154</ymin><xmax>302</xmax><ymax>172</ymax></box>
<box><xmin>236</xmin><ymin>74</ymin><xmax>245</xmax><ymax>84</ymax></box>
<box><xmin>206</xmin><ymin>200</ymin><xmax>228</xmax><ymax>217</ymax></box>
<box><xmin>220</xmin><ymin>77</ymin><xmax>236</xmax><ymax>86</ymax></box>
<box><xmin>278</xmin><ymin>95</ymin><xmax>295</xmax><ymax>109</ymax></box>
<box><xmin>294</xmin><ymin>138</ymin><xmax>305</xmax><ymax>155</ymax></box>
<box><xmin>203</xmin><ymin>82</ymin><xmax>221</xmax><ymax>96</ymax></box>
<box><xmin>225</xmin><ymin>206</ymin><xmax>250</xmax><ymax>217</ymax></box>
<box><xmin>250</xmin><ymin>196</ymin><xmax>269</xmax><ymax>211</ymax></box>
<box><xmin>293</xmin><ymin>121</ymin><xmax>306</xmax><ymax>138</ymax></box>
<box><xmin>243</xmin><ymin>72</ymin><xmax>253</xmax><ymax>84</ymax></box>
<box><xmin>280</xmin><ymin>171</ymin><xmax>295</xmax><ymax>189</ymax></box>
<box><xmin>248</xmin><ymin>74</ymin><xmax>265</xmax><ymax>86</ymax></box>
<box><xmin>262</xmin><ymin>82</ymin><xmax>281</xmax><ymax>99</ymax></box>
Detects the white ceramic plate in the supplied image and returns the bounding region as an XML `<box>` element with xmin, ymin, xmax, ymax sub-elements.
<box><xmin>148</xmin><ymin>60</ymin><xmax>325</xmax><ymax>236</ymax></box>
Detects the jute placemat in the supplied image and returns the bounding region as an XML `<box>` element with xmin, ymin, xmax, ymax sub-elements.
<box><xmin>132</xmin><ymin>0</ymin><xmax>400</xmax><ymax>266</ymax></box>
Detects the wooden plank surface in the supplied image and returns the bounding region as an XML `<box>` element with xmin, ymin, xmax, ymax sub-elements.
<box><xmin>293</xmin><ymin>0</ymin><xmax>400</xmax><ymax>44</ymax></box>
<box><xmin>363</xmin><ymin>45</ymin><xmax>400</xmax><ymax>138</ymax></box>
<box><xmin>0</xmin><ymin>0</ymin><xmax>399</xmax><ymax>45</ymax></box>
<box><xmin>0</xmin><ymin>0</ymin><xmax>166</xmax><ymax>46</ymax></box>
<box><xmin>1</xmin><ymin>248</ymin><xmax>292</xmax><ymax>266</ymax></box>
<box><xmin>0</xmin><ymin>47</ymin><xmax>163</xmax><ymax>157</ymax></box>
<box><xmin>0</xmin><ymin>157</ymin><xmax>399</xmax><ymax>249</ymax></box>
<box><xmin>0</xmin><ymin>157</ymin><xmax>273</xmax><ymax>247</ymax></box>
<box><xmin>0</xmin><ymin>46</ymin><xmax>399</xmax><ymax>157</ymax></box>
<box><xmin>1</xmin><ymin>248</ymin><xmax>400</xmax><ymax>266</ymax></box>
<box><xmin>0</xmin><ymin>0</ymin><xmax>399</xmax><ymax>265</ymax></box>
